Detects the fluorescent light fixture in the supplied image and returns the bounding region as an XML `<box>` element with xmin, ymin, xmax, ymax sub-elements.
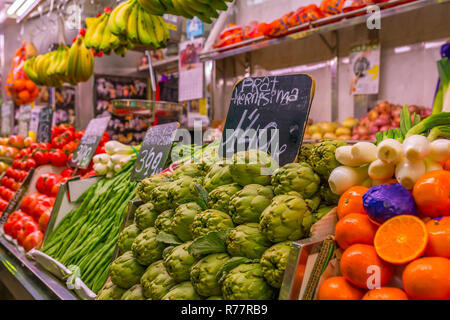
<box><xmin>6</xmin><ymin>0</ymin><xmax>26</xmax><ymax>16</ymax></box>
<box><xmin>424</xmin><ymin>40</ymin><xmax>446</xmax><ymax>50</ymax></box>
<box><xmin>341</xmin><ymin>57</ymin><xmax>350</xmax><ymax>64</ymax></box>
<box><xmin>394</xmin><ymin>46</ymin><xmax>411</xmax><ymax>54</ymax></box>
<box><xmin>16</xmin><ymin>0</ymin><xmax>36</xmax><ymax>17</ymax></box>
<box><xmin>269</xmin><ymin>61</ymin><xmax>330</xmax><ymax>75</ymax></box>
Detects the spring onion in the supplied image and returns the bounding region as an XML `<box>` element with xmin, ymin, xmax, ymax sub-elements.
<box><xmin>403</xmin><ymin>135</ymin><xmax>431</xmax><ymax>162</ymax></box>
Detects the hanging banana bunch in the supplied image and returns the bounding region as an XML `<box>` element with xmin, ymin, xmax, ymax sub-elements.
<box><xmin>136</xmin><ymin>0</ymin><xmax>233</xmax><ymax>23</ymax></box>
<box><xmin>24</xmin><ymin>37</ymin><xmax>94</xmax><ymax>87</ymax></box>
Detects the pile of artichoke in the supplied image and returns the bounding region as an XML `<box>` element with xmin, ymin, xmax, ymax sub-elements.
<box><xmin>99</xmin><ymin>147</ymin><xmax>338</xmax><ymax>300</ymax></box>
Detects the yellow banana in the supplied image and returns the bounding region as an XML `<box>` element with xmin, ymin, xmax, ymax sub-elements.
<box><xmin>90</xmin><ymin>14</ymin><xmax>108</xmax><ymax>52</ymax></box>
<box><xmin>127</xmin><ymin>3</ymin><xmax>139</xmax><ymax>43</ymax></box>
<box><xmin>84</xmin><ymin>16</ymin><xmax>101</xmax><ymax>48</ymax></box>
<box><xmin>115</xmin><ymin>0</ymin><xmax>135</xmax><ymax>35</ymax></box>
<box><xmin>150</xmin><ymin>15</ymin><xmax>167</xmax><ymax>46</ymax></box>
<box><xmin>67</xmin><ymin>37</ymin><xmax>81</xmax><ymax>83</ymax></box>
<box><xmin>108</xmin><ymin>1</ymin><xmax>129</xmax><ymax>35</ymax></box>
<box><xmin>100</xmin><ymin>18</ymin><xmax>113</xmax><ymax>54</ymax></box>
<box><xmin>137</xmin><ymin>6</ymin><xmax>152</xmax><ymax>46</ymax></box>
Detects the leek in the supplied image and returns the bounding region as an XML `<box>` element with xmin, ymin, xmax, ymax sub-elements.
<box><xmin>405</xmin><ymin>112</ymin><xmax>450</xmax><ymax>138</ymax></box>
<box><xmin>437</xmin><ymin>57</ymin><xmax>450</xmax><ymax>113</ymax></box>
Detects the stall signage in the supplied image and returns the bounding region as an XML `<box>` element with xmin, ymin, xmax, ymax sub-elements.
<box><xmin>70</xmin><ymin>116</ymin><xmax>110</xmax><ymax>169</ymax></box>
<box><xmin>1</xmin><ymin>101</ymin><xmax>13</xmax><ymax>136</ymax></box>
<box><xmin>36</xmin><ymin>106</ymin><xmax>54</xmax><ymax>143</ymax></box>
<box><xmin>18</xmin><ymin>104</ymin><xmax>32</xmax><ymax>137</ymax></box>
<box><xmin>219</xmin><ymin>74</ymin><xmax>315</xmax><ymax>166</ymax></box>
<box><xmin>0</xmin><ymin>168</ymin><xmax>35</xmax><ymax>224</ymax></box>
<box><xmin>131</xmin><ymin>122</ymin><xmax>178</xmax><ymax>181</ymax></box>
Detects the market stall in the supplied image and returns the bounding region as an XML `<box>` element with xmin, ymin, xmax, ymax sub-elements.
<box><xmin>0</xmin><ymin>0</ymin><xmax>448</xmax><ymax>302</ymax></box>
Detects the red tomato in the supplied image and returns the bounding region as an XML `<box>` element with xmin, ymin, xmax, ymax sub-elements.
<box><xmin>75</xmin><ymin>130</ymin><xmax>85</xmax><ymax>140</ymax></box>
<box><xmin>17</xmin><ymin>220</ymin><xmax>39</xmax><ymax>246</ymax></box>
<box><xmin>12</xmin><ymin>160</ymin><xmax>21</xmax><ymax>169</ymax></box>
<box><xmin>38</xmin><ymin>211</ymin><xmax>50</xmax><ymax>231</ymax></box>
<box><xmin>20</xmin><ymin>194</ymin><xmax>36</xmax><ymax>214</ymax></box>
<box><xmin>39</xmin><ymin>196</ymin><xmax>54</xmax><ymax>208</ymax></box>
<box><xmin>30</xmin><ymin>142</ymin><xmax>40</xmax><ymax>150</ymax></box>
<box><xmin>50</xmin><ymin>150</ymin><xmax>68</xmax><ymax>167</ymax></box>
<box><xmin>0</xmin><ymin>199</ymin><xmax>7</xmax><ymax>211</ymax></box>
<box><xmin>60</xmin><ymin>168</ymin><xmax>75</xmax><ymax>178</ymax></box>
<box><xmin>3</xmin><ymin>211</ymin><xmax>26</xmax><ymax>236</ymax></box>
<box><xmin>10</xmin><ymin>219</ymin><xmax>25</xmax><ymax>239</ymax></box>
<box><xmin>31</xmin><ymin>203</ymin><xmax>50</xmax><ymax>221</ymax></box>
<box><xmin>23</xmin><ymin>231</ymin><xmax>43</xmax><ymax>252</ymax></box>
<box><xmin>3</xmin><ymin>189</ymin><xmax>14</xmax><ymax>201</ymax></box>
<box><xmin>25</xmin><ymin>158</ymin><xmax>36</xmax><ymax>170</ymax></box>
<box><xmin>33</xmin><ymin>151</ymin><xmax>48</xmax><ymax>165</ymax></box>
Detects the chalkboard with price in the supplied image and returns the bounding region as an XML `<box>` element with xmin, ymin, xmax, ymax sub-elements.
<box><xmin>131</xmin><ymin>122</ymin><xmax>178</xmax><ymax>181</ymax></box>
<box><xmin>69</xmin><ymin>116</ymin><xmax>110</xmax><ymax>169</ymax></box>
<box><xmin>36</xmin><ymin>106</ymin><xmax>53</xmax><ymax>143</ymax></box>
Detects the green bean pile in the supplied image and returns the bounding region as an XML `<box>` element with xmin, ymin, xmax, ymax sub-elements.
<box><xmin>42</xmin><ymin>162</ymin><xmax>137</xmax><ymax>293</ymax></box>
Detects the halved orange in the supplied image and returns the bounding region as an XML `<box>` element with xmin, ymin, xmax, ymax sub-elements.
<box><xmin>374</xmin><ymin>215</ymin><xmax>428</xmax><ymax>265</ymax></box>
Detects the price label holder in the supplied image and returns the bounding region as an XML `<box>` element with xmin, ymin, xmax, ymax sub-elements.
<box><xmin>69</xmin><ymin>116</ymin><xmax>110</xmax><ymax>169</ymax></box>
<box><xmin>1</xmin><ymin>101</ymin><xmax>13</xmax><ymax>136</ymax></box>
<box><xmin>219</xmin><ymin>74</ymin><xmax>315</xmax><ymax>166</ymax></box>
<box><xmin>18</xmin><ymin>104</ymin><xmax>32</xmax><ymax>137</ymax></box>
<box><xmin>36</xmin><ymin>106</ymin><xmax>54</xmax><ymax>143</ymax></box>
<box><xmin>0</xmin><ymin>168</ymin><xmax>35</xmax><ymax>225</ymax></box>
<box><xmin>131</xmin><ymin>122</ymin><xmax>179</xmax><ymax>181</ymax></box>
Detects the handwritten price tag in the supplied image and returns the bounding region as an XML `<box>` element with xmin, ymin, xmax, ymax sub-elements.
<box><xmin>70</xmin><ymin>116</ymin><xmax>110</xmax><ymax>169</ymax></box>
<box><xmin>131</xmin><ymin>122</ymin><xmax>178</xmax><ymax>181</ymax></box>
<box><xmin>36</xmin><ymin>106</ymin><xmax>53</xmax><ymax>143</ymax></box>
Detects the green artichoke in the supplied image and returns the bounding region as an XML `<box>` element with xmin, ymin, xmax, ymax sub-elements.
<box><xmin>154</xmin><ymin>209</ymin><xmax>175</xmax><ymax>234</ymax></box>
<box><xmin>297</xmin><ymin>143</ymin><xmax>314</xmax><ymax>164</ymax></box>
<box><xmin>146</xmin><ymin>269</ymin><xmax>178</xmax><ymax>300</ymax></box>
<box><xmin>226</xmin><ymin>223</ymin><xmax>272</xmax><ymax>259</ymax></box>
<box><xmin>137</xmin><ymin>174</ymin><xmax>172</xmax><ymax>203</ymax></box>
<box><xmin>163</xmin><ymin>242</ymin><xmax>198</xmax><ymax>282</ymax></box>
<box><xmin>208</xmin><ymin>183</ymin><xmax>242</xmax><ymax>212</ymax></box>
<box><xmin>162</xmin><ymin>281</ymin><xmax>203</xmax><ymax>300</ymax></box>
<box><xmin>305</xmin><ymin>194</ymin><xmax>321</xmax><ymax>213</ymax></box>
<box><xmin>301</xmin><ymin>140</ymin><xmax>347</xmax><ymax>180</ymax></box>
<box><xmin>206</xmin><ymin>296</ymin><xmax>223</xmax><ymax>300</ymax></box>
<box><xmin>191</xmin><ymin>209</ymin><xmax>234</xmax><ymax>239</ymax></box>
<box><xmin>260</xmin><ymin>241</ymin><xmax>292</xmax><ymax>288</ymax></box>
<box><xmin>229</xmin><ymin>150</ymin><xmax>276</xmax><ymax>186</ymax></box>
<box><xmin>121</xmin><ymin>284</ymin><xmax>145</xmax><ymax>300</ymax></box>
<box><xmin>110</xmin><ymin>251</ymin><xmax>146</xmax><ymax>289</ymax></box>
<box><xmin>190</xmin><ymin>253</ymin><xmax>230</xmax><ymax>297</ymax></box>
<box><xmin>168</xmin><ymin>176</ymin><xmax>202</xmax><ymax>206</ymax></box>
<box><xmin>131</xmin><ymin>227</ymin><xmax>165</xmax><ymax>266</ymax></box>
<box><xmin>221</xmin><ymin>263</ymin><xmax>274</xmax><ymax>300</ymax></box>
<box><xmin>229</xmin><ymin>184</ymin><xmax>274</xmax><ymax>224</ymax></box>
<box><xmin>172</xmin><ymin>202</ymin><xmax>203</xmax><ymax>242</ymax></box>
<box><xmin>134</xmin><ymin>202</ymin><xmax>159</xmax><ymax>230</ymax></box>
<box><xmin>149</xmin><ymin>181</ymin><xmax>174</xmax><ymax>213</ymax></box>
<box><xmin>118</xmin><ymin>224</ymin><xmax>141</xmax><ymax>254</ymax></box>
<box><xmin>259</xmin><ymin>194</ymin><xmax>313</xmax><ymax>243</ymax></box>
<box><xmin>203</xmin><ymin>164</ymin><xmax>233</xmax><ymax>192</ymax></box>
<box><xmin>271</xmin><ymin>162</ymin><xmax>320</xmax><ymax>198</ymax></box>
<box><xmin>96</xmin><ymin>279</ymin><xmax>126</xmax><ymax>300</ymax></box>
<box><xmin>140</xmin><ymin>260</ymin><xmax>166</xmax><ymax>298</ymax></box>
<box><xmin>319</xmin><ymin>184</ymin><xmax>340</xmax><ymax>205</ymax></box>
<box><xmin>172</xmin><ymin>163</ymin><xmax>205</xmax><ymax>179</ymax></box>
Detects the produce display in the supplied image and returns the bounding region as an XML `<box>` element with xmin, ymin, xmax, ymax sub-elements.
<box><xmin>24</xmin><ymin>35</ymin><xmax>94</xmax><ymax>87</ymax></box>
<box><xmin>41</xmin><ymin>162</ymin><xmax>137</xmax><ymax>293</ymax></box>
<box><xmin>97</xmin><ymin>147</ymin><xmax>338</xmax><ymax>300</ymax></box>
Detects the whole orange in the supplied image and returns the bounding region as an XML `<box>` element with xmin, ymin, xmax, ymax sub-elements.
<box><xmin>318</xmin><ymin>276</ymin><xmax>364</xmax><ymax>300</ymax></box>
<box><xmin>425</xmin><ymin>217</ymin><xmax>450</xmax><ymax>259</ymax></box>
<box><xmin>362</xmin><ymin>287</ymin><xmax>409</xmax><ymax>300</ymax></box>
<box><xmin>337</xmin><ymin>186</ymin><xmax>368</xmax><ymax>219</ymax></box>
<box><xmin>402</xmin><ymin>257</ymin><xmax>450</xmax><ymax>300</ymax></box>
<box><xmin>412</xmin><ymin>170</ymin><xmax>450</xmax><ymax>218</ymax></box>
<box><xmin>335</xmin><ymin>213</ymin><xmax>378</xmax><ymax>250</ymax></box>
<box><xmin>340</xmin><ymin>244</ymin><xmax>394</xmax><ymax>290</ymax></box>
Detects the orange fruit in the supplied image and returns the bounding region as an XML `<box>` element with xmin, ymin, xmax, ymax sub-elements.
<box><xmin>18</xmin><ymin>90</ymin><xmax>30</xmax><ymax>103</ymax></box>
<box><xmin>362</xmin><ymin>287</ymin><xmax>409</xmax><ymax>300</ymax></box>
<box><xmin>412</xmin><ymin>170</ymin><xmax>450</xmax><ymax>218</ymax></box>
<box><xmin>335</xmin><ymin>213</ymin><xmax>378</xmax><ymax>250</ymax></box>
<box><xmin>425</xmin><ymin>217</ymin><xmax>450</xmax><ymax>259</ymax></box>
<box><xmin>337</xmin><ymin>186</ymin><xmax>368</xmax><ymax>219</ymax></box>
<box><xmin>402</xmin><ymin>257</ymin><xmax>450</xmax><ymax>300</ymax></box>
<box><xmin>374</xmin><ymin>215</ymin><xmax>428</xmax><ymax>265</ymax></box>
<box><xmin>340</xmin><ymin>244</ymin><xmax>394</xmax><ymax>290</ymax></box>
<box><xmin>318</xmin><ymin>276</ymin><xmax>364</xmax><ymax>300</ymax></box>
<box><xmin>14</xmin><ymin>79</ymin><xmax>25</xmax><ymax>91</ymax></box>
<box><xmin>25</xmin><ymin>80</ymin><xmax>35</xmax><ymax>91</ymax></box>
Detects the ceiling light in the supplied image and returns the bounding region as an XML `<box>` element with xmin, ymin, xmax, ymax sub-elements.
<box><xmin>6</xmin><ymin>0</ymin><xmax>26</xmax><ymax>16</ymax></box>
<box><xmin>16</xmin><ymin>0</ymin><xmax>37</xmax><ymax>17</ymax></box>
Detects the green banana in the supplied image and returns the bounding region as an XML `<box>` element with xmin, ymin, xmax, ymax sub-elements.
<box><xmin>108</xmin><ymin>1</ymin><xmax>129</xmax><ymax>35</ymax></box>
<box><xmin>114</xmin><ymin>45</ymin><xmax>127</xmax><ymax>57</ymax></box>
<box><xmin>90</xmin><ymin>14</ymin><xmax>108</xmax><ymax>52</ymax></box>
<box><xmin>127</xmin><ymin>3</ymin><xmax>139</xmax><ymax>43</ymax></box>
<box><xmin>137</xmin><ymin>0</ymin><xmax>165</xmax><ymax>15</ymax></box>
<box><xmin>115</xmin><ymin>0</ymin><xmax>135</xmax><ymax>35</ymax></box>
<box><xmin>137</xmin><ymin>6</ymin><xmax>152</xmax><ymax>46</ymax></box>
<box><xmin>150</xmin><ymin>15</ymin><xmax>166</xmax><ymax>45</ymax></box>
<box><xmin>171</xmin><ymin>0</ymin><xmax>193</xmax><ymax>19</ymax></box>
<box><xmin>160</xmin><ymin>0</ymin><xmax>179</xmax><ymax>14</ymax></box>
<box><xmin>100</xmin><ymin>17</ymin><xmax>113</xmax><ymax>54</ymax></box>
<box><xmin>67</xmin><ymin>37</ymin><xmax>81</xmax><ymax>81</ymax></box>
<box><xmin>209</xmin><ymin>0</ymin><xmax>228</xmax><ymax>11</ymax></box>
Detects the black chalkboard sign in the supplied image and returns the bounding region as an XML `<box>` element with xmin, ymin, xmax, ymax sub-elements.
<box><xmin>36</xmin><ymin>106</ymin><xmax>53</xmax><ymax>143</ymax></box>
<box><xmin>70</xmin><ymin>116</ymin><xmax>110</xmax><ymax>169</ymax></box>
<box><xmin>219</xmin><ymin>74</ymin><xmax>315</xmax><ymax>166</ymax></box>
<box><xmin>0</xmin><ymin>168</ymin><xmax>35</xmax><ymax>225</ymax></box>
<box><xmin>131</xmin><ymin>122</ymin><xmax>178</xmax><ymax>181</ymax></box>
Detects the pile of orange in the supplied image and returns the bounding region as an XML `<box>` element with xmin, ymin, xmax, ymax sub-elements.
<box><xmin>318</xmin><ymin>185</ymin><xmax>450</xmax><ymax>300</ymax></box>
<box><xmin>6</xmin><ymin>41</ymin><xmax>39</xmax><ymax>106</ymax></box>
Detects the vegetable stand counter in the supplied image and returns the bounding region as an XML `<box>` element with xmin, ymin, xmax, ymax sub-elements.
<box><xmin>0</xmin><ymin>236</ymin><xmax>77</xmax><ymax>300</ymax></box>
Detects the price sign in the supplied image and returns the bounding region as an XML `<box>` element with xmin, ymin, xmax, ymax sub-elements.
<box><xmin>219</xmin><ymin>74</ymin><xmax>315</xmax><ymax>166</ymax></box>
<box><xmin>1</xmin><ymin>101</ymin><xmax>13</xmax><ymax>136</ymax></box>
<box><xmin>0</xmin><ymin>168</ymin><xmax>35</xmax><ymax>225</ymax></box>
<box><xmin>18</xmin><ymin>104</ymin><xmax>32</xmax><ymax>137</ymax></box>
<box><xmin>36</xmin><ymin>106</ymin><xmax>53</xmax><ymax>143</ymax></box>
<box><xmin>70</xmin><ymin>116</ymin><xmax>110</xmax><ymax>169</ymax></box>
<box><xmin>131</xmin><ymin>122</ymin><xmax>178</xmax><ymax>181</ymax></box>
